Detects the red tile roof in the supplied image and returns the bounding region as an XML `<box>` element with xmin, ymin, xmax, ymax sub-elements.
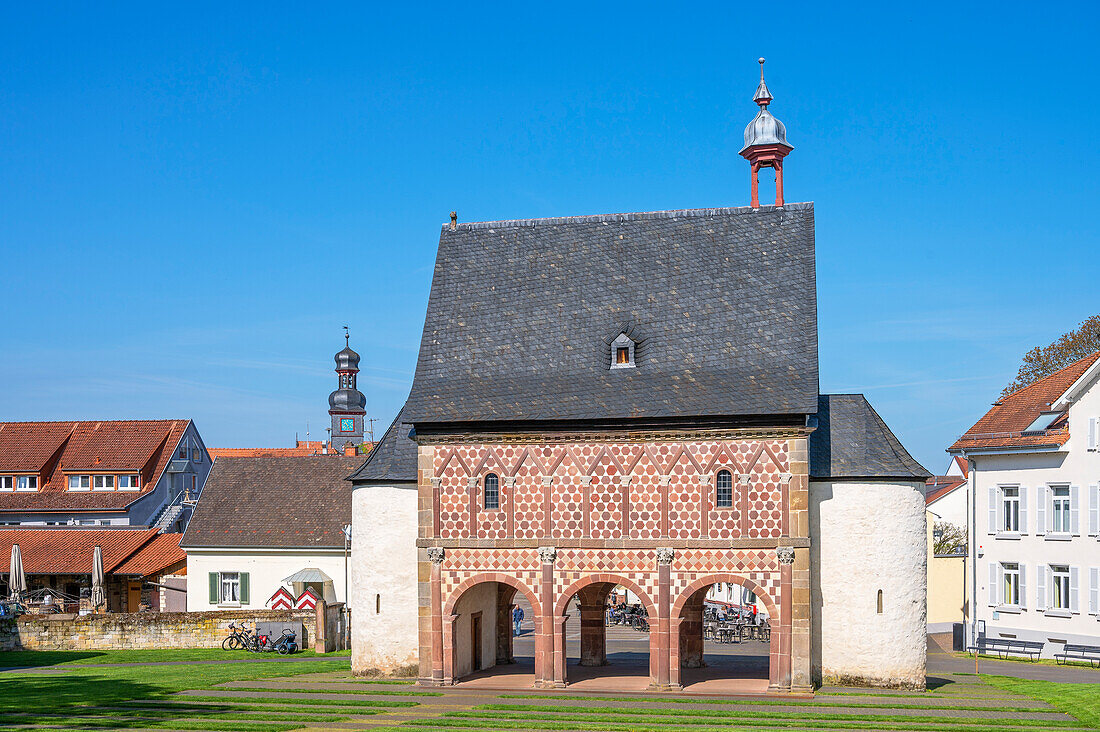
<box><xmin>0</xmin><ymin>528</ymin><xmax>160</xmax><ymax>574</ymax></box>
<box><xmin>208</xmin><ymin>441</ymin><xmax>375</xmax><ymax>459</ymax></box>
<box><xmin>113</xmin><ymin>533</ymin><xmax>186</xmax><ymax>576</ymax></box>
<box><xmin>952</xmin><ymin>455</ymin><xmax>969</xmax><ymax>477</ymax></box>
<box><xmin>925</xmin><ymin>477</ymin><xmax>966</xmax><ymax>505</ymax></box>
<box><xmin>0</xmin><ymin>420</ymin><xmax>191</xmax><ymax>512</ymax></box>
<box><xmin>950</xmin><ymin>353</ymin><xmax>1100</xmax><ymax>452</ymax></box>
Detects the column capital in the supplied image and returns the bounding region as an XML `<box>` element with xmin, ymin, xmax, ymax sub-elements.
<box><xmin>656</xmin><ymin>547</ymin><xmax>675</xmax><ymax>566</ymax></box>
<box><xmin>776</xmin><ymin>546</ymin><xmax>795</xmax><ymax>565</ymax></box>
<box><xmin>538</xmin><ymin>546</ymin><xmax>557</xmax><ymax>565</ymax></box>
<box><xmin>427</xmin><ymin>547</ymin><xmax>446</xmax><ymax>565</ymax></box>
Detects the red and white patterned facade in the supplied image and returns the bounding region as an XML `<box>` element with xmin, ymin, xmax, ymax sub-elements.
<box><xmin>417</xmin><ymin>430</ymin><xmax>813</xmax><ymax>691</ymax></box>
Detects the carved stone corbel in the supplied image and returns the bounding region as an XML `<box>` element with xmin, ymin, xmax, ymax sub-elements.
<box><xmin>580</xmin><ymin>476</ymin><xmax>593</xmax><ymax>487</ymax></box>
<box><xmin>658</xmin><ymin>475</ymin><xmax>672</xmax><ymax>486</ymax></box>
<box><xmin>430</xmin><ymin>477</ymin><xmax>442</xmax><ymax>488</ymax></box>
<box><xmin>779</xmin><ymin>473</ymin><xmax>793</xmax><ymax>485</ymax></box>
<box><xmin>738</xmin><ymin>473</ymin><xmax>751</xmax><ymax>485</ymax></box>
<box><xmin>619</xmin><ymin>475</ymin><xmax>632</xmax><ymax>487</ymax></box>
<box><xmin>541</xmin><ymin>476</ymin><xmax>554</xmax><ymax>487</ymax></box>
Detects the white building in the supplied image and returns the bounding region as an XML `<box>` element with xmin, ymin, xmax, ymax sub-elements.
<box><xmin>925</xmin><ymin>457</ymin><xmax>969</xmax><ymax>530</ymax></box>
<box><xmin>181</xmin><ymin>455</ymin><xmax>360</xmax><ymax>611</ymax></box>
<box><xmin>950</xmin><ymin>352</ymin><xmax>1100</xmax><ymax>653</ymax></box>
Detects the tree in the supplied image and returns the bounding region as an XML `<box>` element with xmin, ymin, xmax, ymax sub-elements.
<box><xmin>1002</xmin><ymin>314</ymin><xmax>1100</xmax><ymax>397</ymax></box>
<box><xmin>933</xmin><ymin>521</ymin><xmax>967</xmax><ymax>555</ymax></box>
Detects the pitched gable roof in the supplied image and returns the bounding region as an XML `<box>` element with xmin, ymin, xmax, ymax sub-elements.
<box><xmin>113</xmin><ymin>532</ymin><xmax>186</xmax><ymax>576</ymax></box>
<box><xmin>405</xmin><ymin>203</ymin><xmax>819</xmax><ymax>426</ymax></box>
<box><xmin>925</xmin><ymin>477</ymin><xmax>966</xmax><ymax>505</ymax></box>
<box><xmin>0</xmin><ymin>420</ymin><xmax>191</xmax><ymax>512</ymax></box>
<box><xmin>950</xmin><ymin>352</ymin><xmax>1100</xmax><ymax>452</ymax></box>
<box><xmin>182</xmin><ymin>455</ymin><xmax>360</xmax><ymax>549</ymax></box>
<box><xmin>809</xmin><ymin>394</ymin><xmax>930</xmax><ymax>481</ymax></box>
<box><xmin>347</xmin><ymin>406</ymin><xmax>417</xmax><ymax>484</ymax></box>
<box><xmin>0</xmin><ymin>527</ymin><xmax>160</xmax><ymax>574</ymax></box>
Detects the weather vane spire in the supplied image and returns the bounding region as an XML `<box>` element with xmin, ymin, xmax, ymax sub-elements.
<box><xmin>754</xmin><ymin>57</ymin><xmax>773</xmax><ymax>107</ymax></box>
<box><xmin>343</xmin><ymin>325</ymin><xmax>349</xmax><ymax>346</ymax></box>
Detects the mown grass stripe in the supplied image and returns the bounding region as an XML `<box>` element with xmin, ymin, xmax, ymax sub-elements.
<box><xmin>166</xmin><ymin>694</ymin><xmax>420</xmax><ymax>709</ymax></box>
<box><xmin>467</xmin><ymin>704</ymin><xmax>1076</xmax><ymax>725</ymax></box>
<box><xmin>394</xmin><ymin>716</ymin><xmax>1086</xmax><ymax>732</ymax></box>
<box><xmin>490</xmin><ymin>695</ymin><xmax>1048</xmax><ymax>713</ymax></box>
<box><xmin>216</xmin><ymin>685</ymin><xmax>441</xmax><ymax>696</ymax></box>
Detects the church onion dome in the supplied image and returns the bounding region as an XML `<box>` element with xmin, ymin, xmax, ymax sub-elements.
<box><xmin>335</xmin><ymin>346</ymin><xmax>360</xmax><ymax>371</ymax></box>
<box><xmin>739</xmin><ymin>58</ymin><xmax>793</xmax><ymax>154</ymax></box>
<box><xmin>329</xmin><ymin>387</ymin><xmax>367</xmax><ymax>411</ymax></box>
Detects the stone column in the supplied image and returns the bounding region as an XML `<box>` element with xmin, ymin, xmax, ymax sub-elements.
<box><xmin>553</xmin><ymin>614</ymin><xmax>569</xmax><ymax>687</ymax></box>
<box><xmin>538</xmin><ymin>546</ymin><xmax>557</xmax><ymax>688</ymax></box>
<box><xmin>496</xmin><ymin>584</ymin><xmax>517</xmax><ymax>665</ymax></box>
<box><xmin>428</xmin><ymin>547</ymin><xmax>445</xmax><ymax>685</ymax></box>
<box><xmin>678</xmin><ymin>594</ymin><xmax>705</xmax><ymax>669</ymax></box>
<box><xmin>576</xmin><ymin>583</ymin><xmax>610</xmax><ymax>667</ymax></box>
<box><xmin>651</xmin><ymin>547</ymin><xmax>674</xmax><ymax>690</ymax></box>
<box><xmin>669</xmin><ymin>616</ymin><xmax>684</xmax><ymax>689</ymax></box>
<box><xmin>787</xmin><ymin>435</ymin><xmax>812</xmax><ymax>692</ymax></box>
<box><xmin>775</xmin><ymin>546</ymin><xmax>794</xmax><ymax>692</ymax></box>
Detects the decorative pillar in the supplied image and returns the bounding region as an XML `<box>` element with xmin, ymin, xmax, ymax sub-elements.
<box><xmin>496</xmin><ymin>584</ymin><xmax>517</xmax><ymax>665</ymax></box>
<box><xmin>428</xmin><ymin>547</ymin><xmax>445</xmax><ymax>684</ymax></box>
<box><xmin>775</xmin><ymin>546</ymin><xmax>795</xmax><ymax>692</ymax></box>
<box><xmin>651</xmin><ymin>547</ymin><xmax>674</xmax><ymax>690</ymax></box>
<box><xmin>750</xmin><ymin>161</ymin><xmax>760</xmax><ymax>209</ymax></box>
<box><xmin>538</xmin><ymin>546</ymin><xmax>558</xmax><ymax>687</ymax></box>
<box><xmin>576</xmin><ymin>583</ymin><xmax>611</xmax><ymax>667</ymax></box>
<box><xmin>669</xmin><ymin>616</ymin><xmax>684</xmax><ymax>689</ymax></box>
<box><xmin>678</xmin><ymin>593</ymin><xmax>706</xmax><ymax>669</ymax></box>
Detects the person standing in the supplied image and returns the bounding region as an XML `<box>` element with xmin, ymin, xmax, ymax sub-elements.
<box><xmin>512</xmin><ymin>604</ymin><xmax>524</xmax><ymax>636</ymax></box>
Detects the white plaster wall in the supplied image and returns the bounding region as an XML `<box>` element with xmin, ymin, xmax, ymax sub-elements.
<box><xmin>185</xmin><ymin>549</ymin><xmax>347</xmax><ymax>610</ymax></box>
<box><xmin>351</xmin><ymin>483</ymin><xmax>419</xmax><ymax>674</ymax></box>
<box><xmin>927</xmin><ymin>484</ymin><xmax>967</xmax><ymax>529</ymax></box>
<box><xmin>967</xmin><ymin>371</ymin><xmax>1100</xmax><ymax>647</ymax></box>
<box><xmin>452</xmin><ymin>581</ymin><xmax>498</xmax><ymax>679</ymax></box>
<box><xmin>811</xmin><ymin>480</ymin><xmax>927</xmax><ymax>688</ymax></box>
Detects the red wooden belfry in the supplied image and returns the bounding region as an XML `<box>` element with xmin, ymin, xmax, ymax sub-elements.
<box><xmin>739</xmin><ymin>58</ymin><xmax>793</xmax><ymax>208</ymax></box>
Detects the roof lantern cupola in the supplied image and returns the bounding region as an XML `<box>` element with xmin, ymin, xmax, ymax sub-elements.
<box><xmin>328</xmin><ymin>327</ymin><xmax>366</xmax><ymax>452</ymax></box>
<box><xmin>739</xmin><ymin>58</ymin><xmax>793</xmax><ymax>209</ymax></box>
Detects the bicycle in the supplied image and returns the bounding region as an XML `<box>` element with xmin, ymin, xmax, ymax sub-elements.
<box><xmin>222</xmin><ymin>622</ymin><xmax>255</xmax><ymax>650</ymax></box>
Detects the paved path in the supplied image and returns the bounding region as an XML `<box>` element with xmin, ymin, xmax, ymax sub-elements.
<box><xmin>927</xmin><ymin>633</ymin><xmax>1100</xmax><ymax>683</ymax></box>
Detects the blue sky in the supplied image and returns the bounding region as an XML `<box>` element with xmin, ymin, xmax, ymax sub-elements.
<box><xmin>2</xmin><ymin>2</ymin><xmax>1098</xmax><ymax>471</ymax></box>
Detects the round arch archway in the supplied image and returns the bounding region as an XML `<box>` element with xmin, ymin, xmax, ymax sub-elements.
<box><xmin>443</xmin><ymin>573</ymin><xmax>544</xmax><ymax>686</ymax></box>
<box><xmin>671</xmin><ymin>573</ymin><xmax>782</xmax><ymax>691</ymax></box>
<box><xmin>555</xmin><ymin>573</ymin><xmax>660</xmax><ymax>687</ymax></box>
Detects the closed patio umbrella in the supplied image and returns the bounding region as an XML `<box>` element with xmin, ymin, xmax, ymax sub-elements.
<box><xmin>91</xmin><ymin>545</ymin><xmax>106</xmax><ymax>612</ymax></box>
<box><xmin>8</xmin><ymin>544</ymin><xmax>26</xmax><ymax>603</ymax></box>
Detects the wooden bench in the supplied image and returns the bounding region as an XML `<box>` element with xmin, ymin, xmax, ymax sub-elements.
<box><xmin>1054</xmin><ymin>644</ymin><xmax>1100</xmax><ymax>668</ymax></box>
<box><xmin>967</xmin><ymin>637</ymin><xmax>1045</xmax><ymax>661</ymax></box>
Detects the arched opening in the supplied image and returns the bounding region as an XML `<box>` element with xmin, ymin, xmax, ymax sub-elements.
<box><xmin>673</xmin><ymin>575</ymin><xmax>779</xmax><ymax>694</ymax></box>
<box><xmin>445</xmin><ymin>577</ymin><xmax>541</xmax><ymax>688</ymax></box>
<box><xmin>555</xmin><ymin>576</ymin><xmax>658</xmax><ymax>691</ymax></box>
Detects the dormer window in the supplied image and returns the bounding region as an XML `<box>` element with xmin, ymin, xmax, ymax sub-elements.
<box><xmin>610</xmin><ymin>333</ymin><xmax>636</xmax><ymax>370</ymax></box>
<box><xmin>15</xmin><ymin>476</ymin><xmax>37</xmax><ymax>492</ymax></box>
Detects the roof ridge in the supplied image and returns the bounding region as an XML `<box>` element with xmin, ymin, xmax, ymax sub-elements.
<box><xmin>0</xmin><ymin>419</ymin><xmax>189</xmax><ymax>426</ymax></box>
<box><xmin>1000</xmin><ymin>351</ymin><xmax>1100</xmax><ymax>402</ymax></box>
<box><xmin>447</xmin><ymin>202</ymin><xmax>814</xmax><ymax>232</ymax></box>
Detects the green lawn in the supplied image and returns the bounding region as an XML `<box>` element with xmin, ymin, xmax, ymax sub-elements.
<box><xmin>983</xmin><ymin>674</ymin><xmax>1100</xmax><ymax>729</ymax></box>
<box><xmin>0</xmin><ymin>647</ymin><xmax>350</xmax><ymax>669</ymax></box>
<box><xmin>0</xmin><ymin>651</ymin><xmax>358</xmax><ymax>730</ymax></box>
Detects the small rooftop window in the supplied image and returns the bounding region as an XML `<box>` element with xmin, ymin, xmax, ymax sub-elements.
<box><xmin>610</xmin><ymin>333</ymin><xmax>636</xmax><ymax>370</ymax></box>
<box><xmin>1023</xmin><ymin>411</ymin><xmax>1062</xmax><ymax>434</ymax></box>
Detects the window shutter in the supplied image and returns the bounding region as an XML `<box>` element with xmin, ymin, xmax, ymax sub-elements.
<box><xmin>1019</xmin><ymin>487</ymin><xmax>1028</xmax><ymax>534</ymax></box>
<box><xmin>1019</xmin><ymin>564</ymin><xmax>1027</xmax><ymax>609</ymax></box>
<box><xmin>1070</xmin><ymin>485</ymin><xmax>1081</xmax><ymax>536</ymax></box>
<box><xmin>208</xmin><ymin>573</ymin><xmax>219</xmax><ymax>604</ymax></box>
<box><xmin>1036</xmin><ymin>486</ymin><xmax>1047</xmax><ymax>536</ymax></box>
<box><xmin>1090</xmin><ymin>486</ymin><xmax>1100</xmax><ymax>536</ymax></box>
<box><xmin>987</xmin><ymin>486</ymin><xmax>998</xmax><ymax>534</ymax></box>
<box><xmin>240</xmin><ymin>573</ymin><xmax>250</xmax><ymax>605</ymax></box>
<box><xmin>1036</xmin><ymin>565</ymin><xmax>1047</xmax><ymax>611</ymax></box>
<box><xmin>988</xmin><ymin>562</ymin><xmax>999</xmax><ymax>606</ymax></box>
<box><xmin>1089</xmin><ymin>568</ymin><xmax>1100</xmax><ymax>615</ymax></box>
<box><xmin>1089</xmin><ymin>416</ymin><xmax>1098</xmax><ymax>451</ymax></box>
<box><xmin>1069</xmin><ymin>566</ymin><xmax>1080</xmax><ymax>613</ymax></box>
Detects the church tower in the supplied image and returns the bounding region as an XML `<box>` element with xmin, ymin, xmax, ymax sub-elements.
<box><xmin>328</xmin><ymin>329</ymin><xmax>366</xmax><ymax>453</ymax></box>
<box><xmin>740</xmin><ymin>58</ymin><xmax>793</xmax><ymax>208</ymax></box>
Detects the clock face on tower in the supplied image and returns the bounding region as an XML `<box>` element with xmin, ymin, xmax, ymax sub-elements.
<box><xmin>340</xmin><ymin>418</ymin><xmax>355</xmax><ymax>432</ymax></box>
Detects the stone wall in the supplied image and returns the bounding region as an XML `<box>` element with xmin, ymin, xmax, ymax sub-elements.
<box><xmin>0</xmin><ymin>609</ymin><xmax>316</xmax><ymax>652</ymax></box>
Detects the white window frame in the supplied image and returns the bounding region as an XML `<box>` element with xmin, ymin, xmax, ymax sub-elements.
<box><xmin>118</xmin><ymin>474</ymin><xmax>140</xmax><ymax>491</ymax></box>
<box><xmin>92</xmin><ymin>475</ymin><xmax>115</xmax><ymax>491</ymax></box>
<box><xmin>1000</xmin><ymin>562</ymin><xmax>1023</xmax><ymax>609</ymax></box>
<box><xmin>0</xmin><ymin>476</ymin><xmax>12</xmax><ymax>492</ymax></box>
<box><xmin>1051</xmin><ymin>565</ymin><xmax>1071</xmax><ymax>611</ymax></box>
<box><xmin>1089</xmin><ymin>484</ymin><xmax>1100</xmax><ymax>537</ymax></box>
<box><xmin>219</xmin><ymin>571</ymin><xmax>241</xmax><ymax>605</ymax></box>
<box><xmin>68</xmin><ymin>475</ymin><xmax>91</xmax><ymax>491</ymax></box>
<box><xmin>1051</xmin><ymin>485</ymin><xmax>1071</xmax><ymax>535</ymax></box>
<box><xmin>1001</xmin><ymin>485</ymin><xmax>1021</xmax><ymax>534</ymax></box>
<box><xmin>15</xmin><ymin>476</ymin><xmax>38</xmax><ymax>492</ymax></box>
<box><xmin>610</xmin><ymin>333</ymin><xmax>636</xmax><ymax>370</ymax></box>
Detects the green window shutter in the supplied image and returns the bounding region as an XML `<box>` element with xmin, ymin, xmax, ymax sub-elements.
<box><xmin>240</xmin><ymin>573</ymin><xmax>250</xmax><ymax>604</ymax></box>
<box><xmin>208</xmin><ymin>573</ymin><xmax>219</xmax><ymax>604</ymax></box>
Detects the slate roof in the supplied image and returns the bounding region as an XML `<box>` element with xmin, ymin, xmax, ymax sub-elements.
<box><xmin>949</xmin><ymin>352</ymin><xmax>1100</xmax><ymax>452</ymax></box>
<box><xmin>0</xmin><ymin>420</ymin><xmax>191</xmax><ymax>512</ymax></box>
<box><xmin>0</xmin><ymin>527</ymin><xmax>161</xmax><ymax>574</ymax></box>
<box><xmin>404</xmin><ymin>203</ymin><xmax>819</xmax><ymax>426</ymax></box>
<box><xmin>182</xmin><ymin>455</ymin><xmax>360</xmax><ymax>549</ymax></box>
<box><xmin>347</xmin><ymin>406</ymin><xmax>418</xmax><ymax>483</ymax></box>
<box><xmin>809</xmin><ymin>395</ymin><xmax>930</xmax><ymax>481</ymax></box>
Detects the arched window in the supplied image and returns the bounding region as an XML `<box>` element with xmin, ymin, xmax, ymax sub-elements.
<box><xmin>716</xmin><ymin>470</ymin><xmax>733</xmax><ymax>508</ymax></box>
<box><xmin>877</xmin><ymin>589</ymin><xmax>884</xmax><ymax>614</ymax></box>
<box><xmin>484</xmin><ymin>473</ymin><xmax>500</xmax><ymax>510</ymax></box>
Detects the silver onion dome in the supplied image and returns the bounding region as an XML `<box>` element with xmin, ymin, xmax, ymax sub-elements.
<box><xmin>739</xmin><ymin>58</ymin><xmax>793</xmax><ymax>154</ymax></box>
<box><xmin>329</xmin><ymin>387</ymin><xmax>367</xmax><ymax>411</ymax></box>
<box><xmin>335</xmin><ymin>346</ymin><xmax>360</xmax><ymax>371</ymax></box>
